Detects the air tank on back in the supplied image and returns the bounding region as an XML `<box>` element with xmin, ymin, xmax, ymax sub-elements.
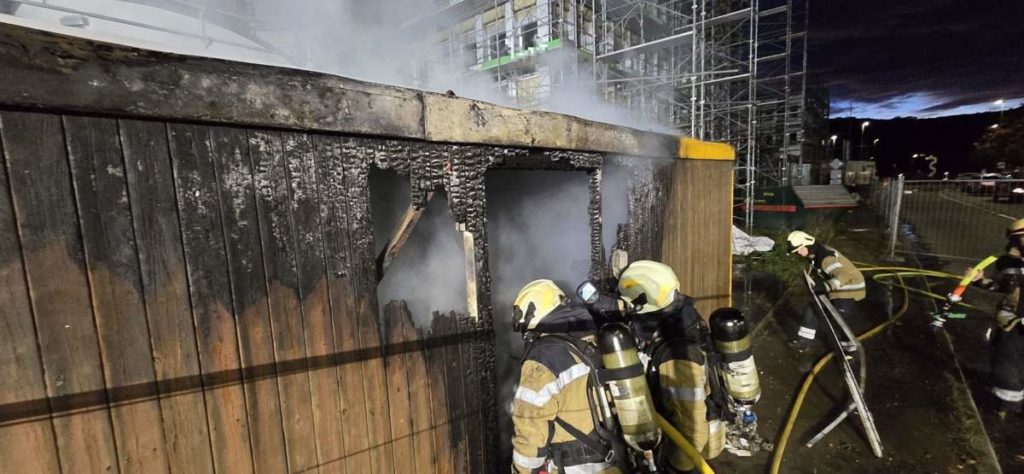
<box><xmin>709</xmin><ymin>308</ymin><xmax>761</xmax><ymax>405</ymax></box>
<box><xmin>597</xmin><ymin>322</ymin><xmax>662</xmax><ymax>452</ymax></box>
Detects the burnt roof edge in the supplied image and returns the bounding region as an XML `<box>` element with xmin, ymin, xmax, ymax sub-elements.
<box><xmin>0</xmin><ymin>21</ymin><xmax>678</xmax><ymax>158</ymax></box>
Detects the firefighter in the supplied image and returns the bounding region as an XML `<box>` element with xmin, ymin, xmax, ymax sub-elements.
<box><xmin>971</xmin><ymin>219</ymin><xmax>1024</xmax><ymax>418</ymax></box>
<box><xmin>617</xmin><ymin>260</ymin><xmax>725</xmax><ymax>473</ymax></box>
<box><xmin>786</xmin><ymin>231</ymin><xmax>866</xmax><ymax>351</ymax></box>
<box><xmin>510</xmin><ymin>279</ymin><xmax>622</xmax><ymax>473</ymax></box>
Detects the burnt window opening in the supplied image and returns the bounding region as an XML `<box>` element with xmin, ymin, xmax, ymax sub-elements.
<box><xmin>370</xmin><ymin>168</ymin><xmax>468</xmax><ymax>328</ymax></box>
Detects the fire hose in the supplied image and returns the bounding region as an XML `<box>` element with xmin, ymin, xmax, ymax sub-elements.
<box><xmin>769</xmin><ymin>259</ymin><xmax>995</xmax><ymax>474</ymax></box>
<box><xmin>656</xmin><ymin>412</ymin><xmax>715</xmax><ymax>474</ymax></box>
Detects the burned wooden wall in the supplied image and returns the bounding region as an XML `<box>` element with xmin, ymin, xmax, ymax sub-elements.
<box><xmin>0</xmin><ymin>22</ymin><xmax>735</xmax><ymax>474</ymax></box>
<box><xmin>0</xmin><ymin>107</ymin><xmax>612</xmax><ymax>473</ymax></box>
<box><xmin>0</xmin><ymin>109</ymin><xmax>530</xmax><ymax>473</ymax></box>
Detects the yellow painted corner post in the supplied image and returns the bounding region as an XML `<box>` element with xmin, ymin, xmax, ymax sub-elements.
<box><xmin>661</xmin><ymin>137</ymin><xmax>736</xmax><ymax>317</ymax></box>
<box><xmin>678</xmin><ymin>137</ymin><xmax>736</xmax><ymax>161</ymax></box>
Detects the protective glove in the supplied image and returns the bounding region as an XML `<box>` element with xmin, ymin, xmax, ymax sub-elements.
<box><xmin>811</xmin><ymin>274</ymin><xmax>830</xmax><ymax>295</ymax></box>
<box><xmin>977</xmin><ymin>279</ymin><xmax>998</xmax><ymax>291</ymax></box>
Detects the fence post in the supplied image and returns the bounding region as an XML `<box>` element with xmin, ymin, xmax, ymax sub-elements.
<box><xmin>887</xmin><ymin>174</ymin><xmax>905</xmax><ymax>260</ymax></box>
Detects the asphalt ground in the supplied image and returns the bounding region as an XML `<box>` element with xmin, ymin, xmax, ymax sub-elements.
<box><xmin>898</xmin><ymin>184</ymin><xmax>1024</xmax><ymax>263</ymax></box>
<box><xmin>711</xmin><ymin>208</ymin><xmax>1001</xmax><ymax>473</ymax></box>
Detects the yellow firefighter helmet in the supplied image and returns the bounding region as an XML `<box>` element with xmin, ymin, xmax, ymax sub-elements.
<box><xmin>514</xmin><ymin>279</ymin><xmax>566</xmax><ymax>331</ymax></box>
<box><xmin>617</xmin><ymin>260</ymin><xmax>680</xmax><ymax>314</ymax></box>
<box><xmin>786</xmin><ymin>230</ymin><xmax>816</xmax><ymax>253</ymax></box>
<box><xmin>1008</xmin><ymin>218</ymin><xmax>1024</xmax><ymax>237</ymax></box>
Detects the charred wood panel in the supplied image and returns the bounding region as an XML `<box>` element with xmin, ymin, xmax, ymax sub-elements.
<box><xmin>342</xmin><ymin>145</ymin><xmax>397</xmax><ymax>473</ymax></box>
<box><xmin>208</xmin><ymin>125</ymin><xmax>289</xmax><ymax>474</ymax></box>
<box><xmin>283</xmin><ymin>131</ymin><xmax>348</xmax><ymax>473</ymax></box>
<box><xmin>458</xmin><ymin>316</ymin><xmax>486</xmax><ymax>474</ymax></box>
<box><xmin>121</xmin><ymin>119</ymin><xmax>216</xmax><ymax>473</ymax></box>
<box><xmin>0</xmin><ymin>107</ymin><xmax>644</xmax><ymax>473</ymax></box>
<box><xmin>167</xmin><ymin>123</ymin><xmax>255</xmax><ymax>472</ymax></box>
<box><xmin>447</xmin><ymin>148</ymin><xmax>498</xmax><ymax>472</ymax></box>
<box><xmin>0</xmin><ymin>115</ymin><xmax>61</xmax><ymax>474</ymax></box>
<box><xmin>64</xmin><ymin>115</ymin><xmax>172</xmax><ymax>473</ymax></box>
<box><xmin>1</xmin><ymin>110</ymin><xmax>119</xmax><ymax>473</ymax></box>
<box><xmin>249</xmin><ymin>130</ymin><xmax>321</xmax><ymax>472</ymax></box>
<box><xmin>314</xmin><ymin>135</ymin><xmax>375</xmax><ymax>473</ymax></box>
<box><xmin>625</xmin><ymin>159</ymin><xmax>674</xmax><ymax>262</ymax></box>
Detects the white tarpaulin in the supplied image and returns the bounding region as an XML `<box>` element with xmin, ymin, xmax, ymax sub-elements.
<box><xmin>733</xmin><ymin>225</ymin><xmax>775</xmax><ymax>256</ymax></box>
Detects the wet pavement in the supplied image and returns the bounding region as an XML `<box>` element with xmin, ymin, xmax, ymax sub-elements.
<box><xmin>711</xmin><ymin>208</ymin><xmax>1001</xmax><ymax>473</ymax></box>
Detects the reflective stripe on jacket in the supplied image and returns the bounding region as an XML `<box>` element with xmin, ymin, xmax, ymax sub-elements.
<box><xmin>819</xmin><ymin>249</ymin><xmax>866</xmax><ymax>301</ymax></box>
<box><xmin>511</xmin><ymin>306</ymin><xmax>616</xmax><ymax>473</ymax></box>
<box><xmin>642</xmin><ymin>296</ymin><xmax>724</xmax><ymax>472</ymax></box>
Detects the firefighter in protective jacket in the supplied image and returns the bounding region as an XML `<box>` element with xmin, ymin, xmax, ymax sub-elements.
<box><xmin>786</xmin><ymin>231</ymin><xmax>866</xmax><ymax>350</ymax></box>
<box><xmin>617</xmin><ymin>261</ymin><xmax>725</xmax><ymax>473</ymax></box>
<box><xmin>510</xmin><ymin>279</ymin><xmax>622</xmax><ymax>473</ymax></box>
<box><xmin>972</xmin><ymin>219</ymin><xmax>1024</xmax><ymax>417</ymax></box>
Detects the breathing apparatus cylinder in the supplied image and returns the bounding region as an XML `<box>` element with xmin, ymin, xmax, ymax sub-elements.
<box><xmin>597</xmin><ymin>323</ymin><xmax>662</xmax><ymax>452</ymax></box>
<box><xmin>709</xmin><ymin>308</ymin><xmax>761</xmax><ymax>406</ymax></box>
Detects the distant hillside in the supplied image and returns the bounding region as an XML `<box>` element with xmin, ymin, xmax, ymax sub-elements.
<box><xmin>830</xmin><ymin>106</ymin><xmax>1023</xmax><ymax>178</ymax></box>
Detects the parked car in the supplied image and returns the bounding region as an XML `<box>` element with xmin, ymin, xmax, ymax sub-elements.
<box><xmin>956</xmin><ymin>172</ymin><xmax>980</xmax><ymax>192</ymax></box>
<box><xmin>993</xmin><ymin>173</ymin><xmax>1024</xmax><ymax>202</ymax></box>
<box><xmin>962</xmin><ymin>172</ymin><xmax>1003</xmax><ymax>195</ymax></box>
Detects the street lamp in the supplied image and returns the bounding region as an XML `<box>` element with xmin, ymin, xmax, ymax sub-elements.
<box><xmin>859</xmin><ymin>121</ymin><xmax>871</xmax><ymax>160</ymax></box>
<box><xmin>995</xmin><ymin>98</ymin><xmax>1006</xmax><ymax>123</ymax></box>
<box><xmin>991</xmin><ymin>124</ymin><xmax>1000</xmax><ymax>129</ymax></box>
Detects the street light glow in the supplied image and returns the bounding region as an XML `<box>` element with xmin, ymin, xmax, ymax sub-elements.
<box><xmin>873</xmin><ymin>138</ymin><xmax>880</xmax><ymax>145</ymax></box>
<box><xmin>861</xmin><ymin>121</ymin><xmax>871</xmax><ymax>131</ymax></box>
<box><xmin>995</xmin><ymin>99</ymin><xmax>1005</xmax><ymax>106</ymax></box>
<box><xmin>990</xmin><ymin>124</ymin><xmax>1000</xmax><ymax>129</ymax></box>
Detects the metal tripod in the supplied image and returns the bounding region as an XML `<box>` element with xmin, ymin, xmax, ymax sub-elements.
<box><xmin>802</xmin><ymin>271</ymin><xmax>884</xmax><ymax>457</ymax></box>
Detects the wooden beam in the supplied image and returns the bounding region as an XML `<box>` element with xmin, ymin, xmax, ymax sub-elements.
<box><xmin>0</xmin><ymin>21</ymin><xmax>681</xmax><ymax>158</ymax></box>
<box><xmin>462</xmin><ymin>230</ymin><xmax>479</xmax><ymax>320</ymax></box>
<box><xmin>376</xmin><ymin>192</ymin><xmax>435</xmax><ymax>281</ymax></box>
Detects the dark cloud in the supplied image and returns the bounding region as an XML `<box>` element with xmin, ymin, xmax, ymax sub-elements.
<box><xmin>810</xmin><ymin>0</ymin><xmax>1024</xmax><ymax>115</ymax></box>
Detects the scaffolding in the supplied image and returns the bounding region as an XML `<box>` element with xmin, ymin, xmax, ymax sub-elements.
<box><xmin>421</xmin><ymin>0</ymin><xmax>815</xmax><ymax>230</ymax></box>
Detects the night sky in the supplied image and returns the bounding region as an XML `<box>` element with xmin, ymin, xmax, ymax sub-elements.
<box><xmin>809</xmin><ymin>1</ymin><xmax>1024</xmax><ymax>119</ymax></box>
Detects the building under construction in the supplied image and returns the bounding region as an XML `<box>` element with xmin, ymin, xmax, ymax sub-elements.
<box><xmin>409</xmin><ymin>0</ymin><xmax>825</xmax><ymax>228</ymax></box>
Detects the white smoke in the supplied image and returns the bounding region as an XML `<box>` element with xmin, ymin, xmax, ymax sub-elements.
<box><xmin>4</xmin><ymin>0</ymin><xmax>676</xmax><ymax>132</ymax></box>
<box><xmin>370</xmin><ymin>171</ymin><xmax>467</xmax><ymax>328</ymax></box>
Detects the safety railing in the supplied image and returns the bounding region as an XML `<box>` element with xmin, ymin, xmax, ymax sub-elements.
<box><xmin>869</xmin><ymin>176</ymin><xmax>1024</xmax><ymax>262</ymax></box>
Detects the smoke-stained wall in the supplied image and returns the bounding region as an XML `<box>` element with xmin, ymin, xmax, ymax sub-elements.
<box><xmin>0</xmin><ymin>23</ymin><xmax>729</xmax><ymax>473</ymax></box>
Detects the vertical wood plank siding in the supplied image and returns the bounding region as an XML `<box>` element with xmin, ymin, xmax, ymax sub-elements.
<box><xmin>0</xmin><ymin>109</ymin><xmax>509</xmax><ymax>472</ymax></box>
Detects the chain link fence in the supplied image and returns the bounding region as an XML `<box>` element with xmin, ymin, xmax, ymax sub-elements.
<box><xmin>869</xmin><ymin>176</ymin><xmax>1024</xmax><ymax>262</ymax></box>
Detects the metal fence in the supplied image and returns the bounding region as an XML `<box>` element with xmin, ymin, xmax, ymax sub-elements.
<box><xmin>869</xmin><ymin>176</ymin><xmax>1024</xmax><ymax>262</ymax></box>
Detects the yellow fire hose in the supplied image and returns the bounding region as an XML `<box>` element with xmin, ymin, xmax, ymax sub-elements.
<box><xmin>656</xmin><ymin>412</ymin><xmax>715</xmax><ymax>474</ymax></box>
<box><xmin>769</xmin><ymin>258</ymin><xmax>997</xmax><ymax>473</ymax></box>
